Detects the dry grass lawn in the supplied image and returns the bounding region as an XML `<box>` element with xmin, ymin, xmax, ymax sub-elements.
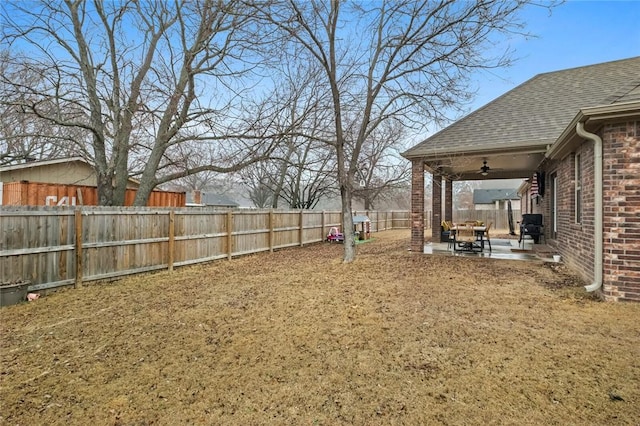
<box><xmin>1</xmin><ymin>230</ymin><xmax>639</xmax><ymax>425</ymax></box>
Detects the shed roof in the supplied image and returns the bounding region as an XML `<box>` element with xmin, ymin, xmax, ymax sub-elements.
<box><xmin>353</xmin><ymin>215</ymin><xmax>370</xmax><ymax>224</ymax></box>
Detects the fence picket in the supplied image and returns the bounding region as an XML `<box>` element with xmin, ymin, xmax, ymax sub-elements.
<box><xmin>74</xmin><ymin>209</ymin><xmax>82</xmax><ymax>288</ymax></box>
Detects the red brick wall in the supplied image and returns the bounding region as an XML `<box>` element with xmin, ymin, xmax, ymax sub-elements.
<box><xmin>602</xmin><ymin>121</ymin><xmax>640</xmax><ymax>302</ymax></box>
<box><xmin>544</xmin><ymin>142</ymin><xmax>596</xmax><ymax>286</ymax></box>
<box><xmin>410</xmin><ymin>159</ymin><xmax>425</xmax><ymax>252</ymax></box>
<box><xmin>542</xmin><ymin>120</ymin><xmax>640</xmax><ymax>302</ymax></box>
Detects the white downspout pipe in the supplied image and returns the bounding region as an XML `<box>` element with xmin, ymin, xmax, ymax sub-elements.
<box><xmin>576</xmin><ymin>122</ymin><xmax>603</xmax><ymax>292</ymax></box>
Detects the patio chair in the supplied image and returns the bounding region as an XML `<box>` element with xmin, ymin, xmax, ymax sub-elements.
<box><xmin>519</xmin><ymin>214</ymin><xmax>544</xmax><ymax>247</ymax></box>
<box><xmin>480</xmin><ymin>221</ymin><xmax>492</xmax><ymax>252</ymax></box>
<box><xmin>454</xmin><ymin>223</ymin><xmax>482</xmax><ymax>252</ymax></box>
<box><xmin>441</xmin><ymin>220</ymin><xmax>455</xmax><ymax>249</ymax></box>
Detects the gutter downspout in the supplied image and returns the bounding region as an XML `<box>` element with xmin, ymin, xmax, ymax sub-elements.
<box><xmin>576</xmin><ymin>122</ymin><xmax>603</xmax><ymax>292</ymax></box>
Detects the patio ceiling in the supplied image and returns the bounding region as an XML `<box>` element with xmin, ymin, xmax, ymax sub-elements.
<box><xmin>419</xmin><ymin>144</ymin><xmax>548</xmax><ymax>181</ymax></box>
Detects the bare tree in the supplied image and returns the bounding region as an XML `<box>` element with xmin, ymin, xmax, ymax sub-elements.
<box><xmin>252</xmin><ymin>0</ymin><xmax>548</xmax><ymax>262</ymax></box>
<box><xmin>454</xmin><ymin>181</ymin><xmax>480</xmax><ymax>210</ymax></box>
<box><xmin>0</xmin><ymin>51</ymin><xmax>85</xmax><ymax>165</ymax></box>
<box><xmin>238</xmin><ymin>58</ymin><xmax>339</xmax><ymax>209</ymax></box>
<box><xmin>158</xmin><ymin>139</ymin><xmax>239</xmax><ymax>195</ymax></box>
<box><xmin>239</xmin><ymin>161</ymin><xmax>277</xmax><ymax>208</ymax></box>
<box><xmin>1</xmin><ymin>0</ymin><xmax>276</xmax><ymax>205</ymax></box>
<box><xmin>240</xmin><ymin>125</ymin><xmax>337</xmax><ymax>209</ymax></box>
<box><xmin>351</xmin><ymin>119</ymin><xmax>410</xmax><ymax>210</ymax></box>
<box><xmin>277</xmin><ymin>140</ymin><xmax>337</xmax><ymax>209</ymax></box>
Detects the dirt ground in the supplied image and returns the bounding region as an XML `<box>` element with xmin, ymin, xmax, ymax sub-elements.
<box><xmin>1</xmin><ymin>230</ymin><xmax>639</xmax><ymax>425</ymax></box>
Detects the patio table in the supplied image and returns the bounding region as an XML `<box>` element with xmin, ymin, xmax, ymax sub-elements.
<box><xmin>450</xmin><ymin>225</ymin><xmax>487</xmax><ymax>252</ymax></box>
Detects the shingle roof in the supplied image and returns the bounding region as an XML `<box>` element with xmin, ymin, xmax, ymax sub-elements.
<box><xmin>202</xmin><ymin>193</ymin><xmax>239</xmax><ymax>207</ymax></box>
<box><xmin>403</xmin><ymin>57</ymin><xmax>640</xmax><ymax>158</ymax></box>
<box><xmin>0</xmin><ymin>156</ymin><xmax>88</xmax><ymax>172</ymax></box>
<box><xmin>473</xmin><ymin>189</ymin><xmax>519</xmax><ymax>204</ymax></box>
<box><xmin>612</xmin><ymin>84</ymin><xmax>640</xmax><ymax>104</ymax></box>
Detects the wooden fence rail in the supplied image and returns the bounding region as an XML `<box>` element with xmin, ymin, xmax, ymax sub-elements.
<box><xmin>1</xmin><ymin>207</ymin><xmax>515</xmax><ymax>293</ymax></box>
<box><xmin>0</xmin><ymin>207</ymin><xmax>418</xmax><ymax>292</ymax></box>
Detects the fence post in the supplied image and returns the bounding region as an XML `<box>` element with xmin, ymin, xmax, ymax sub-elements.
<box><xmin>269</xmin><ymin>210</ymin><xmax>274</xmax><ymax>253</ymax></box>
<box><xmin>227</xmin><ymin>211</ymin><xmax>233</xmax><ymax>260</ymax></box>
<box><xmin>321</xmin><ymin>211</ymin><xmax>325</xmax><ymax>240</ymax></box>
<box><xmin>168</xmin><ymin>210</ymin><xmax>175</xmax><ymax>271</ymax></box>
<box><xmin>299</xmin><ymin>210</ymin><xmax>304</xmax><ymax>246</ymax></box>
<box><xmin>74</xmin><ymin>209</ymin><xmax>83</xmax><ymax>288</ymax></box>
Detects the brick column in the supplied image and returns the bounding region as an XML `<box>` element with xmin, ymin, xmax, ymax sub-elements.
<box><xmin>445</xmin><ymin>178</ymin><xmax>453</xmax><ymax>224</ymax></box>
<box><xmin>410</xmin><ymin>159</ymin><xmax>424</xmax><ymax>252</ymax></box>
<box><xmin>432</xmin><ymin>174</ymin><xmax>442</xmax><ymax>242</ymax></box>
<box><xmin>602</xmin><ymin>121</ymin><xmax>640</xmax><ymax>301</ymax></box>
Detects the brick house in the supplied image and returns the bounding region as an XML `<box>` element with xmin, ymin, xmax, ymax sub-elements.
<box><xmin>401</xmin><ymin>57</ymin><xmax>640</xmax><ymax>302</ymax></box>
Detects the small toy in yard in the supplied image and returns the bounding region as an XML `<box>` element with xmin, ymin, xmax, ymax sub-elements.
<box><xmin>326</xmin><ymin>227</ymin><xmax>344</xmax><ymax>243</ymax></box>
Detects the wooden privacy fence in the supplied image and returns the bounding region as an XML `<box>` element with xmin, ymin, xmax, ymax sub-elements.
<box><xmin>0</xmin><ymin>207</ymin><xmax>418</xmax><ymax>292</ymax></box>
<box><xmin>453</xmin><ymin>209</ymin><xmax>522</xmax><ymax>230</ymax></box>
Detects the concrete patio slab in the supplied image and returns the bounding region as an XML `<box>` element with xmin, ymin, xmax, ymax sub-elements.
<box><xmin>424</xmin><ymin>238</ymin><xmax>557</xmax><ymax>263</ymax></box>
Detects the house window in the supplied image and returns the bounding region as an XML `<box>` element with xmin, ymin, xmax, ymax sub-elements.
<box><xmin>575</xmin><ymin>153</ymin><xmax>582</xmax><ymax>224</ymax></box>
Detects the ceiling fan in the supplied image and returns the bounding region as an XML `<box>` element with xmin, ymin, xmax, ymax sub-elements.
<box><xmin>478</xmin><ymin>160</ymin><xmax>491</xmax><ymax>176</ymax></box>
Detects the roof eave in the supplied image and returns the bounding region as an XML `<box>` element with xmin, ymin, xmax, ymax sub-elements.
<box><xmin>403</xmin><ymin>142</ymin><xmax>549</xmax><ymax>161</ymax></box>
<box><xmin>0</xmin><ymin>156</ymin><xmax>89</xmax><ymax>172</ymax></box>
<box><xmin>581</xmin><ymin>100</ymin><xmax>640</xmax><ymax>122</ymax></box>
<box><xmin>547</xmin><ymin>100</ymin><xmax>640</xmax><ymax>160</ymax></box>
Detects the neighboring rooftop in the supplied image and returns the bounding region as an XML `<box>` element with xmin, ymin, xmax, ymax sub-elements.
<box><xmin>473</xmin><ymin>189</ymin><xmax>519</xmax><ymax>205</ymax></box>
<box><xmin>0</xmin><ymin>156</ymin><xmax>88</xmax><ymax>172</ymax></box>
<box><xmin>201</xmin><ymin>193</ymin><xmax>239</xmax><ymax>208</ymax></box>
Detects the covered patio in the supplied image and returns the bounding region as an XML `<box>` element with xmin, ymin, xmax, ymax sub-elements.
<box><xmin>399</xmin><ymin>62</ymin><xmax>574</xmax><ymax>254</ymax></box>
<box><xmin>403</xmin><ymin>145</ymin><xmax>548</xmax><ymax>253</ymax></box>
<box><xmin>402</xmin><ymin>57</ymin><xmax>640</xmax><ymax>301</ymax></box>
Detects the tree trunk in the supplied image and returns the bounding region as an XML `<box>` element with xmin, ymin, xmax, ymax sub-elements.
<box><xmin>132</xmin><ymin>172</ymin><xmax>158</xmax><ymax>206</ymax></box>
<box><xmin>112</xmin><ymin>151</ymin><xmax>129</xmax><ymax>206</ymax></box>
<box><xmin>96</xmin><ymin>169</ymin><xmax>114</xmax><ymax>206</ymax></box>
<box><xmin>364</xmin><ymin>195</ymin><xmax>373</xmax><ymax>211</ymax></box>
<box><xmin>132</xmin><ymin>144</ymin><xmax>164</xmax><ymax>205</ymax></box>
<box><xmin>341</xmin><ymin>183</ymin><xmax>356</xmax><ymax>263</ymax></box>
<box><xmin>132</xmin><ymin>177</ymin><xmax>157</xmax><ymax>207</ymax></box>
